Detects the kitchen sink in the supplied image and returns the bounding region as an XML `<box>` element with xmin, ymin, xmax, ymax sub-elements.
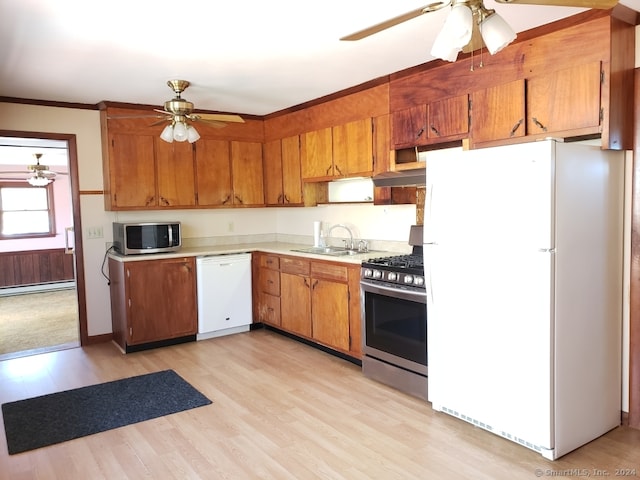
<box><xmin>291</xmin><ymin>246</ymin><xmax>381</xmax><ymax>257</ymax></box>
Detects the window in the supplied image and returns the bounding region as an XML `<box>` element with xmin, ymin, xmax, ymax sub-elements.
<box><xmin>0</xmin><ymin>182</ymin><xmax>56</xmax><ymax>239</ymax></box>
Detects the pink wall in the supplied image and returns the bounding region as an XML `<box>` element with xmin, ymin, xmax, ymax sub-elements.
<box><xmin>0</xmin><ymin>166</ymin><xmax>73</xmax><ymax>253</ymax></box>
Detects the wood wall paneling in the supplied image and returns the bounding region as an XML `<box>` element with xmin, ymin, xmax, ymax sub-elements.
<box><xmin>264</xmin><ymin>83</ymin><xmax>390</xmax><ymax>141</ymax></box>
<box><xmin>388</xmin><ymin>12</ymin><xmax>610</xmax><ymax>112</ymax></box>
<box><xmin>628</xmin><ymin>68</ymin><xmax>640</xmax><ymax>429</ymax></box>
<box><xmin>0</xmin><ymin>249</ymin><xmax>75</xmax><ymax>288</ymax></box>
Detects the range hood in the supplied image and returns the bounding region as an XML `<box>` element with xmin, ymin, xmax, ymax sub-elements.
<box><xmin>372</xmin><ymin>168</ymin><xmax>425</xmax><ymax>187</ymax></box>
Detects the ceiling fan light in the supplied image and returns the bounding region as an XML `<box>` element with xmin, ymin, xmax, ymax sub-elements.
<box><xmin>480</xmin><ymin>12</ymin><xmax>517</xmax><ymax>55</ymax></box>
<box><xmin>430</xmin><ymin>26</ymin><xmax>461</xmax><ymax>62</ymax></box>
<box><xmin>160</xmin><ymin>124</ymin><xmax>174</xmax><ymax>143</ymax></box>
<box><xmin>445</xmin><ymin>4</ymin><xmax>473</xmax><ymax>48</ymax></box>
<box><xmin>187</xmin><ymin>125</ymin><xmax>200</xmax><ymax>143</ymax></box>
<box><xmin>27</xmin><ymin>175</ymin><xmax>51</xmax><ymax>187</ymax></box>
<box><xmin>173</xmin><ymin>122</ymin><xmax>188</xmax><ymax>142</ymax></box>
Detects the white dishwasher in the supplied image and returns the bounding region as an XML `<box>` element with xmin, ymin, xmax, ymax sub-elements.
<box><xmin>196</xmin><ymin>253</ymin><xmax>252</xmax><ymax>340</ymax></box>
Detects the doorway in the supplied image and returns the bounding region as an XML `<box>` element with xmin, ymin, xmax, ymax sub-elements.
<box><xmin>0</xmin><ymin>132</ymin><xmax>86</xmax><ymax>359</ymax></box>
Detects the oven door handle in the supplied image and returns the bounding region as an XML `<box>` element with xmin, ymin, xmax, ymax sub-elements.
<box><xmin>360</xmin><ymin>280</ymin><xmax>427</xmax><ymax>304</ymax></box>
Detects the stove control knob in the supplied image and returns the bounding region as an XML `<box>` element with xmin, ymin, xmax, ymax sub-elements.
<box><xmin>363</xmin><ymin>268</ymin><xmax>373</xmax><ymax>278</ymax></box>
<box><xmin>388</xmin><ymin>272</ymin><xmax>397</xmax><ymax>281</ymax></box>
<box><xmin>413</xmin><ymin>276</ymin><xmax>425</xmax><ymax>286</ymax></box>
<box><xmin>403</xmin><ymin>274</ymin><xmax>414</xmax><ymax>284</ymax></box>
<box><xmin>373</xmin><ymin>270</ymin><xmax>383</xmax><ymax>279</ymax></box>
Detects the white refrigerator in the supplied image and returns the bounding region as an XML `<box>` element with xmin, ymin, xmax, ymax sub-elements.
<box><xmin>425</xmin><ymin>139</ymin><xmax>624</xmax><ymax>460</ymax></box>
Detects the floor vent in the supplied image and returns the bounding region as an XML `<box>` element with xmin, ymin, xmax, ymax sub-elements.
<box><xmin>440</xmin><ymin>406</ymin><xmax>542</xmax><ymax>453</ymax></box>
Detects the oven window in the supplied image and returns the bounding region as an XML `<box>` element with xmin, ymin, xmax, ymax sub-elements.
<box><xmin>365</xmin><ymin>291</ymin><xmax>427</xmax><ymax>366</ymax></box>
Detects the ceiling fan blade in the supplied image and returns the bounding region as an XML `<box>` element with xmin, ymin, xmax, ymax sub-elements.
<box><xmin>149</xmin><ymin>118</ymin><xmax>171</xmax><ymax>127</ymax></box>
<box><xmin>494</xmin><ymin>0</ymin><xmax>617</xmax><ymax>7</ymax></box>
<box><xmin>340</xmin><ymin>3</ymin><xmax>449</xmax><ymax>41</ymax></box>
<box><xmin>194</xmin><ymin>119</ymin><xmax>231</xmax><ymax>128</ymax></box>
<box><xmin>107</xmin><ymin>113</ymin><xmax>168</xmax><ymax>121</ymax></box>
<box><xmin>191</xmin><ymin>113</ymin><xmax>245</xmax><ymax>123</ymax></box>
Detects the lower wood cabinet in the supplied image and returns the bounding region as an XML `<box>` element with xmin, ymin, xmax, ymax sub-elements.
<box><xmin>254</xmin><ymin>252</ymin><xmax>361</xmax><ymax>359</ymax></box>
<box><xmin>254</xmin><ymin>253</ymin><xmax>281</xmax><ymax>326</ymax></box>
<box><xmin>280</xmin><ymin>270</ymin><xmax>313</xmax><ymax>337</ymax></box>
<box><xmin>109</xmin><ymin>256</ymin><xmax>197</xmax><ymax>352</ymax></box>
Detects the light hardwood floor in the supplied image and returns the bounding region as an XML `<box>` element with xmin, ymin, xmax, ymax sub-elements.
<box><xmin>1</xmin><ymin>329</ymin><xmax>639</xmax><ymax>480</ymax></box>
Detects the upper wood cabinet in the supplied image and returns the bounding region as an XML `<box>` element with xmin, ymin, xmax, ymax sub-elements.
<box><xmin>104</xmin><ymin>134</ymin><xmax>196</xmax><ymax>209</ymax></box>
<box><xmin>526</xmin><ymin>61</ymin><xmax>602</xmax><ymax>136</ymax></box>
<box><xmin>301</xmin><ymin>119</ymin><xmax>373</xmax><ymax>182</ymax></box>
<box><xmin>301</xmin><ymin>127</ymin><xmax>333</xmax><ymax>180</ymax></box>
<box><xmin>471</xmin><ymin>79</ymin><xmax>526</xmax><ymax>144</ymax></box>
<box><xmin>105</xmin><ymin>133</ymin><xmax>156</xmax><ymax>209</ymax></box>
<box><xmin>332</xmin><ymin>118</ymin><xmax>374</xmax><ymax>178</ymax></box>
<box><xmin>231</xmin><ymin>141</ymin><xmax>265</xmax><ymax>206</ymax></box>
<box><xmin>155</xmin><ymin>139</ymin><xmax>197</xmax><ymax>207</ymax></box>
<box><xmin>195</xmin><ymin>139</ymin><xmax>264</xmax><ymax>207</ymax></box>
<box><xmin>392</xmin><ymin>95</ymin><xmax>469</xmax><ymax>149</ymax></box>
<box><xmin>263</xmin><ymin>135</ymin><xmax>303</xmax><ymax>206</ymax></box>
<box><xmin>392</xmin><ymin>105</ymin><xmax>427</xmax><ymax>147</ymax></box>
<box><xmin>471</xmin><ymin>62</ymin><xmax>603</xmax><ymax>146</ymax></box>
<box><xmin>428</xmin><ymin>94</ymin><xmax>469</xmax><ymax>141</ymax></box>
<box><xmin>195</xmin><ymin>139</ymin><xmax>232</xmax><ymax>206</ymax></box>
<box><xmin>101</xmin><ymin>106</ymin><xmax>266</xmax><ymax>211</ymax></box>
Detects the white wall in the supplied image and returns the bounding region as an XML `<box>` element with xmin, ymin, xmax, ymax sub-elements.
<box><xmin>0</xmin><ymin>102</ymin><xmax>416</xmax><ymax>338</ymax></box>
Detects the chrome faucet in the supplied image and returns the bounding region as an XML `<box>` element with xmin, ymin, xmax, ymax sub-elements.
<box><xmin>327</xmin><ymin>224</ymin><xmax>355</xmax><ymax>250</ymax></box>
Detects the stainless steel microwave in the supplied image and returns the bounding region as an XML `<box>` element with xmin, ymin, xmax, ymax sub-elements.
<box><xmin>112</xmin><ymin>222</ymin><xmax>181</xmax><ymax>255</ymax></box>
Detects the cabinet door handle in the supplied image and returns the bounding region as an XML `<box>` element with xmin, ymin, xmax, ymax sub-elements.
<box><xmin>415</xmin><ymin>127</ymin><xmax>425</xmax><ymax>139</ymax></box>
<box><xmin>510</xmin><ymin>118</ymin><xmax>524</xmax><ymax>137</ymax></box>
<box><xmin>429</xmin><ymin>125</ymin><xmax>440</xmax><ymax>137</ymax></box>
<box><xmin>222</xmin><ymin>194</ymin><xmax>231</xmax><ymax>205</ymax></box>
<box><xmin>160</xmin><ymin>196</ymin><xmax>170</xmax><ymax>206</ymax></box>
<box><xmin>325</xmin><ymin>165</ymin><xmax>333</xmax><ymax>176</ymax></box>
<box><xmin>312</xmin><ymin>279</ymin><xmax>319</xmax><ymax>290</ymax></box>
<box><xmin>531</xmin><ymin>117</ymin><xmax>547</xmax><ymax>132</ymax></box>
<box><xmin>334</xmin><ymin>165</ymin><xmax>343</xmax><ymax>176</ymax></box>
<box><xmin>235</xmin><ymin>195</ymin><xmax>243</xmax><ymax>204</ymax></box>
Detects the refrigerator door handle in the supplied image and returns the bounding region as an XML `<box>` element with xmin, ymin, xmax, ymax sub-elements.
<box><xmin>538</xmin><ymin>248</ymin><xmax>556</xmax><ymax>253</ymax></box>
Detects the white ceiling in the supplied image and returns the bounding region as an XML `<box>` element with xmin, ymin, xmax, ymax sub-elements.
<box><xmin>1</xmin><ymin>0</ymin><xmax>636</xmax><ymax>119</ymax></box>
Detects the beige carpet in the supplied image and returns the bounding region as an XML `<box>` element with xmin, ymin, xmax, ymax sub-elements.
<box><xmin>0</xmin><ymin>289</ymin><xmax>79</xmax><ymax>356</ymax></box>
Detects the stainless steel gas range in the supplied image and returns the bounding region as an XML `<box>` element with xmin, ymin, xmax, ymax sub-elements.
<box><xmin>360</xmin><ymin>225</ymin><xmax>428</xmax><ymax>400</ymax></box>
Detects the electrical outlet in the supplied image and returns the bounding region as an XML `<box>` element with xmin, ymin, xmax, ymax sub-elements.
<box><xmin>86</xmin><ymin>226</ymin><xmax>104</xmax><ymax>239</ymax></box>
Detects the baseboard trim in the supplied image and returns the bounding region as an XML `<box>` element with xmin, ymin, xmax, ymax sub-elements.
<box><xmin>85</xmin><ymin>333</ymin><xmax>113</xmax><ymax>345</ymax></box>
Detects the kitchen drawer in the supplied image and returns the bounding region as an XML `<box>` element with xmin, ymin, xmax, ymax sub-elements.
<box><xmin>261</xmin><ymin>268</ymin><xmax>280</xmax><ymax>295</ymax></box>
<box><xmin>311</xmin><ymin>261</ymin><xmax>349</xmax><ymax>282</ymax></box>
<box><xmin>260</xmin><ymin>254</ymin><xmax>280</xmax><ymax>270</ymax></box>
<box><xmin>260</xmin><ymin>292</ymin><xmax>281</xmax><ymax>326</ymax></box>
<box><xmin>280</xmin><ymin>256</ymin><xmax>310</xmax><ymax>275</ymax></box>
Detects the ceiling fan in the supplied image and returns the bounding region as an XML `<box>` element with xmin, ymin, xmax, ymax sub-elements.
<box><xmin>340</xmin><ymin>0</ymin><xmax>618</xmax><ymax>62</ymax></box>
<box><xmin>110</xmin><ymin>80</ymin><xmax>245</xmax><ymax>143</ymax></box>
<box><xmin>0</xmin><ymin>153</ymin><xmax>67</xmax><ymax>186</ymax></box>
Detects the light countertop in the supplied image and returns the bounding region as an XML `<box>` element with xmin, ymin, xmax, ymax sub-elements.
<box><xmin>108</xmin><ymin>241</ymin><xmax>403</xmax><ymax>264</ymax></box>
